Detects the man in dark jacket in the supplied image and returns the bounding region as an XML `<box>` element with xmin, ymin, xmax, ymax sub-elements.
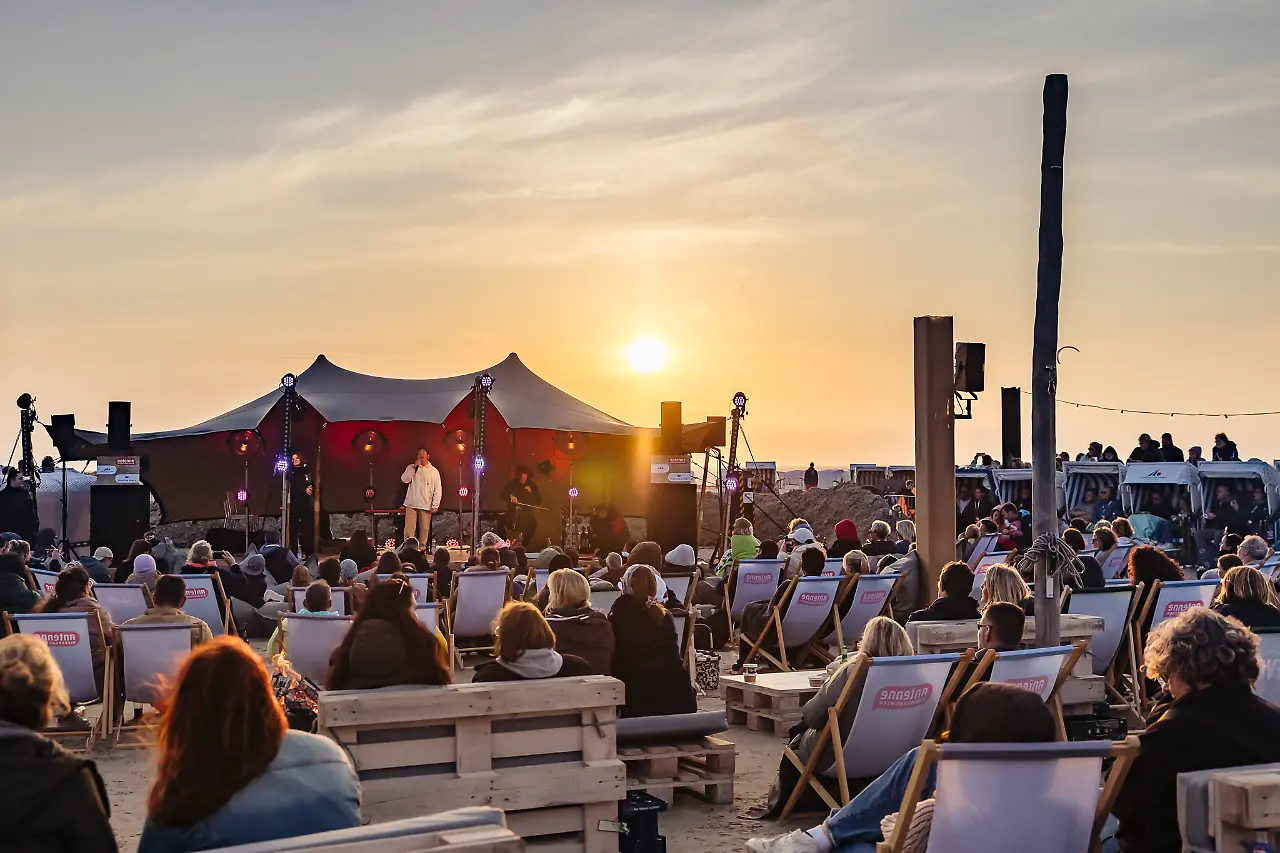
<box><xmin>908</xmin><ymin>561</ymin><xmax>980</xmax><ymax>623</ymax></box>
<box><xmin>0</xmin><ymin>551</ymin><xmax>40</xmax><ymax>614</ymax></box>
<box><xmin>260</xmin><ymin>528</ymin><xmax>299</xmax><ymax>585</ymax></box>
<box><xmin>0</xmin><ymin>469</ymin><xmax>37</xmax><ymax>544</ymax></box>
<box><xmin>77</xmin><ymin>547</ymin><xmax>114</xmax><ymax>586</ymax></box>
<box><xmin>397</xmin><ymin>537</ymin><xmax>431</xmax><ymax>572</ymax></box>
<box><xmin>803</xmin><ymin>463</ymin><xmax>819</xmax><ymax>490</ymax></box>
<box><xmin>1159</xmin><ymin>433</ymin><xmax>1184</xmax><ymax>462</ymax></box>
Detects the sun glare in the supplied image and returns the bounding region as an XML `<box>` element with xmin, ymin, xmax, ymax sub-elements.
<box><xmin>624</xmin><ymin>337</ymin><xmax>669</xmax><ymax>374</ymax></box>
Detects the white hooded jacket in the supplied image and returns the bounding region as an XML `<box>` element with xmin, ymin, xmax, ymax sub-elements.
<box><xmin>400</xmin><ymin>462</ymin><xmax>442</xmax><ymax>512</ymax></box>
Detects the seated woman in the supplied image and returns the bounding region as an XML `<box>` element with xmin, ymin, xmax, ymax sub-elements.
<box><xmin>738</xmin><ymin>546</ymin><xmax>829</xmax><ymax>666</ymax></box>
<box><xmin>473</xmin><ymin>601</ymin><xmax>595</xmax><ymax>682</ymax></box>
<box><xmin>1111</xmin><ymin>517</ymin><xmax>1136</xmax><ymax>546</ymax></box>
<box><xmin>35</xmin><ymin>566</ymin><xmax>116</xmax><ymax>706</ymax></box>
<box><xmin>747</xmin><ymin>683</ymin><xmax>1058</xmax><ymax>853</ymax></box>
<box><xmin>1092</xmin><ymin>527</ymin><xmax>1121</xmax><ymax>578</ymax></box>
<box><xmin>0</xmin><ymin>551</ymin><xmax>39</xmax><ymax>615</ymax></box>
<box><xmin>827</xmin><ymin>519</ymin><xmax>861</xmax><ymax>560</ymax></box>
<box><xmin>608</xmin><ymin>565</ymin><xmax>698</xmax><ymax>718</ymax></box>
<box><xmin>954</xmin><ymin>525</ymin><xmax>980</xmax><ymax>564</ymax></box>
<box><xmin>908</xmin><ymin>561</ymin><xmax>979</xmax><ymax>622</ymax></box>
<box><xmin>326</xmin><ymin>578</ymin><xmax>452</xmax><ymax>690</ymax></box>
<box><xmin>754</xmin><ymin>617</ymin><xmax>914</xmax><ymax>819</ymax></box>
<box><xmin>893</xmin><ymin>520</ymin><xmax>916</xmax><ymax>556</ymax></box>
<box><xmin>543</xmin><ymin>568</ymin><xmax>614</xmax><ymax>674</ymax></box>
<box><xmin>339</xmin><ymin>529</ymin><xmax>377</xmax><ymax>571</ymax></box>
<box><xmin>1069</xmin><ymin>486</ymin><xmax>1098</xmax><ymax>526</ymax></box>
<box><xmin>1113</xmin><ymin>608</ymin><xmax>1280</xmax><ymax>852</ymax></box>
<box><xmin>861</xmin><ymin>521</ymin><xmax>896</xmax><ymax>558</ymax></box>
<box><xmin>1211</xmin><ymin>565</ymin><xmax>1280</xmax><ymax>628</ymax></box>
<box><xmin>138</xmin><ymin>637</ymin><xmax>360</xmax><ymax>852</ymax></box>
<box><xmin>431</xmin><ymin>546</ymin><xmax>455</xmax><ymax>597</ymax></box>
<box><xmin>316</xmin><ymin>558</ymin><xmax>342</xmax><ymax>589</ymax></box>
<box><xmin>1127</xmin><ymin>545</ymin><xmax>1184</xmax><ymax>646</ymax></box>
<box><xmin>1061</xmin><ymin>528</ymin><xmax>1106</xmax><ymax>588</ymax></box>
<box><xmin>978</xmin><ymin>564</ymin><xmax>1033</xmax><ymax>616</ymax></box>
<box><xmin>0</xmin><ymin>634</ymin><xmax>117</xmax><ymax>852</ymax></box>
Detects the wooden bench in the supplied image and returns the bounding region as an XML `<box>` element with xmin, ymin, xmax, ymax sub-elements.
<box><xmin>319</xmin><ymin>676</ymin><xmax>625</xmax><ymax>853</ymax></box>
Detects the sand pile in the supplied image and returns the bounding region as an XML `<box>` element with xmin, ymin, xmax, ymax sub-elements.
<box><xmin>700</xmin><ymin>482</ymin><xmax>892</xmax><ymax>546</ymax></box>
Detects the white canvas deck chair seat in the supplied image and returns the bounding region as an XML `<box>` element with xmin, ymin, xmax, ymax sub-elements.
<box><xmin>961</xmin><ymin>642</ymin><xmax>1087</xmax><ymax>737</ymax></box>
<box><xmin>447</xmin><ymin>569</ymin><xmax>510</xmax><ymax>667</ymax></box>
<box><xmin>285</xmin><ymin>613</ymin><xmax>351</xmax><ymax>687</ymax></box>
<box><xmin>414</xmin><ymin>601</ymin><xmax>442</xmax><ymax>635</ymax></box>
<box><xmin>742</xmin><ymin>574</ymin><xmax>844</xmax><ymax>671</ymax></box>
<box><xmin>92</xmin><ymin>583</ymin><xmax>154</xmax><ymax>625</ymax></box>
<box><xmin>523</xmin><ymin>567</ymin><xmax>551</xmax><ymax>601</ymax></box>
<box><xmin>877</xmin><ymin>738</ymin><xmax>1139</xmax><ymax>853</ymax></box>
<box><xmin>30</xmin><ymin>568</ymin><xmax>59</xmax><ymax>598</ymax></box>
<box><xmin>591</xmin><ymin>587</ymin><xmax>622</xmax><ymax>614</ymax></box>
<box><xmin>1143</xmin><ymin>579</ymin><xmax>1220</xmax><ymax>635</ymax></box>
<box><xmin>180</xmin><ymin>573</ymin><xmax>235</xmax><ymax>635</ymax></box>
<box><xmin>290</xmin><ymin>585</ymin><xmax>348</xmax><ymax>616</ymax></box>
<box><xmin>404</xmin><ymin>574</ymin><xmax>432</xmax><ymax>603</ymax></box>
<box><xmin>965</xmin><ymin>535</ymin><xmax>1000</xmax><ymax>570</ymax></box>
<box><xmin>663</xmin><ymin>570</ymin><xmax>696</xmax><ymax>608</ymax></box>
<box><xmin>10</xmin><ymin>611</ymin><xmax>111</xmax><ymax>747</ymax></box>
<box><xmin>824</xmin><ymin>573</ymin><xmax>901</xmax><ymax>649</ymax></box>
<box><xmin>115</xmin><ymin>623</ymin><xmax>192</xmax><ymax>745</ymax></box>
<box><xmin>1254</xmin><ymin>628</ymin><xmax>1280</xmax><ymax>707</ymax></box>
<box><xmin>1066</xmin><ymin>583</ymin><xmax>1145</xmax><ymax>713</ymax></box>
<box><xmin>968</xmin><ymin>555</ymin><xmax>1013</xmax><ymax>600</ymax></box>
<box><xmin>821</xmin><ymin>559</ymin><xmax>845</xmax><ymax>577</ymax></box>
<box><xmin>1099</xmin><ymin>545</ymin><xmax>1134</xmax><ymax>580</ymax></box>
<box><xmin>725</xmin><ymin>559</ymin><xmax>784</xmax><ymax>631</ymax></box>
<box><xmin>780</xmin><ymin>651</ymin><xmax>971</xmax><ymax>818</ymax></box>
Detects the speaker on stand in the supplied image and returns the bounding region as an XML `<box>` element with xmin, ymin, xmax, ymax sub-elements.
<box><xmin>90</xmin><ymin>484</ymin><xmax>150</xmax><ymax>565</ymax></box>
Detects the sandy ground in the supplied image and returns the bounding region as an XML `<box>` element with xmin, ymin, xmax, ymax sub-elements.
<box><xmin>92</xmin><ymin>644</ymin><xmax>807</xmax><ymax>853</ymax></box>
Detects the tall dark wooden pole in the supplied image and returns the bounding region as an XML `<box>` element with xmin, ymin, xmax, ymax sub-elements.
<box><xmin>1032</xmin><ymin>74</ymin><xmax>1068</xmax><ymax>647</ymax></box>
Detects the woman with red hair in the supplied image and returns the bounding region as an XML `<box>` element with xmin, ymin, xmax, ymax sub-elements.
<box><xmin>138</xmin><ymin>637</ymin><xmax>359</xmax><ymax>852</ymax></box>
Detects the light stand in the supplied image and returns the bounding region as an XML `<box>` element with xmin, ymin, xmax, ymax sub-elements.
<box><xmin>228</xmin><ymin>430</ymin><xmax>263</xmax><ymax>557</ymax></box>
<box><xmin>280</xmin><ymin>373</ymin><xmax>297</xmax><ymax>554</ymax></box>
<box><xmin>470</xmin><ymin>373</ymin><xmax>494</xmax><ymax>553</ymax></box>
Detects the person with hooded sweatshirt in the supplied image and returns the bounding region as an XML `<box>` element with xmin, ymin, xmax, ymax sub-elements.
<box><xmin>543</xmin><ymin>569</ymin><xmax>614</xmax><ymax>674</ymax></box>
<box><xmin>474</xmin><ymin>601</ymin><xmax>595</xmax><ymax>682</ymax></box>
<box><xmin>608</xmin><ymin>565</ymin><xmax>698</xmax><ymax>717</ymax></box>
<box><xmin>0</xmin><ymin>551</ymin><xmax>39</xmax><ymax>615</ymax></box>
<box><xmin>827</xmin><ymin>520</ymin><xmax>862</xmax><ymax>559</ymax></box>
<box><xmin>0</xmin><ymin>634</ymin><xmax>118</xmax><ymax>853</ymax></box>
<box><xmin>125</xmin><ymin>553</ymin><xmax>161</xmax><ymax>593</ymax></box>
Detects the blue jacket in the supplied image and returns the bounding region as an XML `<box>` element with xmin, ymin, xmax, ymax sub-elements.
<box><xmin>138</xmin><ymin>730</ymin><xmax>360</xmax><ymax>853</ymax></box>
<box><xmin>1092</xmin><ymin>499</ymin><xmax>1123</xmax><ymax>523</ymax></box>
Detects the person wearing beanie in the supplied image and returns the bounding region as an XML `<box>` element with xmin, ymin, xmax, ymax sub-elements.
<box><xmin>125</xmin><ymin>553</ymin><xmax>160</xmax><ymax>592</ymax></box>
<box><xmin>827</xmin><ymin>520</ymin><xmax>862</xmax><ymax>559</ymax></box>
<box><xmin>229</xmin><ymin>553</ymin><xmax>288</xmax><ymax>639</ymax></box>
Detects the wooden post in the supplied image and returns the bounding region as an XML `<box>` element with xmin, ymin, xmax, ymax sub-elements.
<box><xmin>1032</xmin><ymin>74</ymin><xmax>1068</xmax><ymax>648</ymax></box>
<box><xmin>914</xmin><ymin>316</ymin><xmax>956</xmax><ymax>604</ymax></box>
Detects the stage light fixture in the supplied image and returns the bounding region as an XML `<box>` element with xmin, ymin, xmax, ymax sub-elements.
<box><xmin>459</xmin><ymin>486</ymin><xmax>469</xmax><ymax>498</ymax></box>
<box><xmin>479</xmin><ymin>373</ymin><xmax>494</xmax><ymax>390</ymax></box>
<box><xmin>567</xmin><ymin>436</ymin><xmax>576</xmax><ymax>452</ymax></box>
<box><xmin>236</xmin><ymin>489</ymin><xmax>248</xmax><ymax>503</ymax></box>
<box><xmin>16</xmin><ymin>394</ymin><xmax>33</xmax><ymax>410</ymax></box>
<box><xmin>275</xmin><ymin>456</ymin><xmax>288</xmax><ymax>474</ymax></box>
<box><xmin>568</xmin><ymin>487</ymin><xmax>579</xmax><ymax>499</ymax></box>
<box><xmin>364</xmin><ymin>486</ymin><xmax>376</xmax><ymax>501</ymax></box>
<box><xmin>733</xmin><ymin>392</ymin><xmax>747</xmax><ymax>408</ymax></box>
<box><xmin>725</xmin><ymin>475</ymin><xmax>740</xmax><ymax>492</ymax></box>
<box><xmin>281</xmin><ymin>373</ymin><xmax>296</xmax><ymax>389</ymax></box>
<box><xmin>474</xmin><ymin>456</ymin><xmax>485</xmax><ymax>471</ymax></box>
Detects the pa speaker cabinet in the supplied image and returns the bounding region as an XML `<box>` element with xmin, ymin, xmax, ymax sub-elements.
<box><xmin>90</xmin><ymin>484</ymin><xmax>150</xmax><ymax>561</ymax></box>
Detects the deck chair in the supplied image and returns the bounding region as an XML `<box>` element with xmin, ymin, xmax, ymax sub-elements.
<box><xmin>1254</xmin><ymin>628</ymin><xmax>1280</xmax><ymax>707</ymax></box>
<box><xmin>670</xmin><ymin>611</ymin><xmax>697</xmax><ymax>684</ymax></box>
<box><xmin>290</xmin><ymin>585</ymin><xmax>348</xmax><ymax>616</ymax></box>
<box><xmin>285</xmin><ymin>614</ymin><xmax>351</xmax><ymax>687</ymax></box>
<box><xmin>962</xmin><ymin>642</ymin><xmax>1087</xmax><ymax>738</ymax></box>
<box><xmin>1067</xmin><ymin>584</ymin><xmax>1145</xmax><ymax>715</ymax></box>
<box><xmin>1100</xmin><ymin>544</ymin><xmax>1132</xmax><ymax>579</ymax></box>
<box><xmin>742</xmin><ymin>574</ymin><xmax>844</xmax><ymax>671</ymax></box>
<box><xmin>524</xmin><ymin>568</ymin><xmax>551</xmax><ymax>601</ymax></box>
<box><xmin>180</xmin><ymin>573</ymin><xmax>235</xmax><ymax>635</ymax></box>
<box><xmin>404</xmin><ymin>574</ymin><xmax>432</xmax><ymax>603</ymax></box>
<box><xmin>115</xmin><ymin>623</ymin><xmax>192</xmax><ymax>746</ymax></box>
<box><xmin>966</xmin><ymin>535</ymin><xmax>1000</xmax><ymax>569</ymax></box>
<box><xmin>663</xmin><ymin>571</ymin><xmax>696</xmax><ymax>609</ymax></box>
<box><xmin>30</xmin><ymin>568</ymin><xmax>59</xmax><ymax>597</ymax></box>
<box><xmin>823</xmin><ymin>573</ymin><xmax>901</xmax><ymax>650</ymax></box>
<box><xmin>590</xmin><ymin>588</ymin><xmax>622</xmax><ymax>614</ymax></box>
<box><xmin>92</xmin><ymin>583</ymin><xmax>154</xmax><ymax>625</ymax></box>
<box><xmin>877</xmin><ymin>738</ymin><xmax>1139</xmax><ymax>853</ymax></box>
<box><xmin>974</xmin><ymin>551</ymin><xmax>1012</xmax><ymax>570</ymax></box>
<box><xmin>821</xmin><ymin>559</ymin><xmax>845</xmax><ymax>577</ymax></box>
<box><xmin>780</xmin><ymin>651</ymin><xmax>971</xmax><ymax>818</ymax></box>
<box><xmin>448</xmin><ymin>569</ymin><xmax>510</xmax><ymax>667</ymax></box>
<box><xmin>725</xmin><ymin>559</ymin><xmax>784</xmax><ymax>630</ymax></box>
<box><xmin>10</xmin><ymin>611</ymin><xmax>112</xmax><ymax>748</ymax></box>
<box><xmin>1144</xmin><ymin>578</ymin><xmax>1220</xmax><ymax>634</ymax></box>
<box><xmin>414</xmin><ymin>602</ymin><xmax>442</xmax><ymax>635</ymax></box>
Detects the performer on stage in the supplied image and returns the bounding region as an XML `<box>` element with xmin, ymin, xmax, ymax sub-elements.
<box><xmin>499</xmin><ymin>467</ymin><xmax>541</xmax><ymax>547</ymax></box>
<box><xmin>400</xmin><ymin>448</ymin><xmax>442</xmax><ymax>544</ymax></box>
<box><xmin>288</xmin><ymin>451</ymin><xmax>314</xmax><ymax>556</ymax></box>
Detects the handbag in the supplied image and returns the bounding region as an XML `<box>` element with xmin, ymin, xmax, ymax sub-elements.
<box><xmin>692</xmin><ymin>623</ymin><xmax>720</xmax><ymax>692</ymax></box>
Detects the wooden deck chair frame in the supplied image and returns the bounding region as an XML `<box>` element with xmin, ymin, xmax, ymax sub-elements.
<box><xmin>876</xmin><ymin>736</ymin><xmax>1140</xmax><ymax>853</ymax></box>
<box><xmin>1070</xmin><ymin>582</ymin><xmax>1146</xmax><ymax>718</ymax></box>
<box><xmin>820</xmin><ymin>572</ymin><xmax>901</xmax><ymax>658</ymax></box>
<box><xmin>1130</xmin><ymin>578</ymin><xmax>1218</xmax><ymax>710</ymax></box>
<box><xmin>663</xmin><ymin>570</ymin><xmax>698</xmax><ymax>610</ymax></box>
<box><xmin>7</xmin><ymin>610</ymin><xmax>114</xmax><ymax>750</ymax></box>
<box><xmin>779</xmin><ymin>650</ymin><xmax>976</xmax><ymax>819</ymax></box>
<box><xmin>959</xmin><ymin>640</ymin><xmax>1088</xmax><ymax>739</ymax></box>
<box><xmin>112</xmin><ymin>622</ymin><xmax>193</xmax><ymax>748</ymax></box>
<box><xmin>446</xmin><ymin>571</ymin><xmax>510</xmax><ymax>669</ymax></box>
<box><xmin>740</xmin><ymin>575</ymin><xmax>843</xmax><ymax>672</ymax></box>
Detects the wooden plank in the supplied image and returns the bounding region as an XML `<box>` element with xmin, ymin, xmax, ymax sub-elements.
<box><xmin>582</xmin><ymin>801</ymin><xmax>619</xmax><ymax>853</ymax></box>
<box><xmin>489</xmin><ymin>761</ymin><xmax>626</xmax><ymax>811</ymax></box>
<box><xmin>363</xmin><ymin>775</ymin><xmax>493</xmax><ymax>822</ymax></box>
<box><xmin>344</xmin><ymin>736</ymin><xmax>457</xmax><ymax>772</ymax></box>
<box><xmin>456</xmin><ymin>717</ymin><xmax>493</xmax><ymax>774</ymax></box>
<box><xmin>304</xmin><ymin>825</ymin><xmax>524</xmax><ymax>853</ymax></box>
<box><xmin>581</xmin><ymin>707</ymin><xmax>616</xmax><ymax>763</ymax></box>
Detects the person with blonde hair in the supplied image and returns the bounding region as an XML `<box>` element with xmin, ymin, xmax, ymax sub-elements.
<box><xmin>544</xmin><ymin>568</ymin><xmax>613</xmax><ymax>674</ymax></box>
<box><xmin>730</xmin><ymin>517</ymin><xmax>762</xmax><ymax>564</ymax></box>
<box><xmin>893</xmin><ymin>519</ymin><xmax>916</xmax><ymax>556</ymax></box>
<box><xmin>978</xmin><ymin>564</ymin><xmax>1032</xmax><ymax>614</ymax></box>
<box><xmin>755</xmin><ymin>616</ymin><xmax>915</xmax><ymax>818</ymax></box>
<box><xmin>474</xmin><ymin>601</ymin><xmax>595</xmax><ymax>682</ymax></box>
<box><xmin>1211</xmin><ymin>565</ymin><xmax>1280</xmax><ymax>628</ymax></box>
<box><xmin>862</xmin><ymin>520</ymin><xmax>896</xmax><ymax>558</ymax></box>
<box><xmin>841</xmin><ymin>550</ymin><xmax>869</xmax><ymax>577</ymax></box>
<box><xmin>1113</xmin><ymin>608</ymin><xmax>1280</xmax><ymax>851</ymax></box>
<box><xmin>0</xmin><ymin>634</ymin><xmax>118</xmax><ymax>851</ymax></box>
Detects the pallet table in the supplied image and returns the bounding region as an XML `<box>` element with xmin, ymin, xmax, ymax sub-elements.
<box><xmin>721</xmin><ymin>671</ymin><xmax>823</xmax><ymax>736</ymax></box>
<box><xmin>619</xmin><ymin>736</ymin><xmax>735</xmax><ymax>805</ymax></box>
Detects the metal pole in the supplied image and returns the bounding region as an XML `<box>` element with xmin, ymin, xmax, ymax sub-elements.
<box><xmin>244</xmin><ymin>460</ymin><xmax>250</xmax><ymax>556</ymax></box>
<box><xmin>1032</xmin><ymin>74</ymin><xmax>1068</xmax><ymax>648</ymax></box>
<box><xmin>718</xmin><ymin>403</ymin><xmax>744</xmax><ymax>560</ymax></box>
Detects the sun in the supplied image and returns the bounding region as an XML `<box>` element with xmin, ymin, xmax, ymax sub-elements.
<box><xmin>623</xmin><ymin>337</ymin><xmax>669</xmax><ymax>374</ymax></box>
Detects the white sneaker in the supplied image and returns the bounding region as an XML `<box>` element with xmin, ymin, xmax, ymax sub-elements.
<box><xmin>745</xmin><ymin>828</ymin><xmax>828</xmax><ymax>853</ymax></box>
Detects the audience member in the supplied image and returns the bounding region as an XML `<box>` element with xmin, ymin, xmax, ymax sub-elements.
<box><xmin>1112</xmin><ymin>518</ymin><xmax>1135</xmax><ymax>545</ymax></box>
<box><xmin>397</xmin><ymin>537</ymin><xmax>430</xmax><ymax>572</ymax></box>
<box><xmin>1159</xmin><ymin>432</ymin><xmax>1184</xmax><ymax>462</ymax></box>
<box><xmin>828</xmin><ymin>520</ymin><xmax>861</xmax><ymax>559</ymax></box>
<box><xmin>1093</xmin><ymin>486</ymin><xmax>1123</xmax><ymax>523</ymax></box>
<box><xmin>893</xmin><ymin>520</ymin><xmax>916</xmax><ymax>556</ymax></box>
<box><xmin>138</xmin><ymin>637</ymin><xmax>359</xmax><ymax>852</ymax></box>
<box><xmin>124</xmin><ymin>575</ymin><xmax>213</xmax><ymax>646</ymax></box>
<box><xmin>326</xmin><ymin>578</ymin><xmax>450</xmax><ymax>690</ymax></box>
<box><xmin>608</xmin><ymin>565</ymin><xmax>697</xmax><ymax>717</ymax></box>
<box><xmin>978</xmin><ymin>564</ymin><xmax>1032</xmax><ymax>616</ymax></box>
<box><xmin>266</xmin><ymin>581</ymin><xmax>339</xmax><ymax>659</ymax></box>
<box><xmin>1211</xmin><ymin>566</ymin><xmax>1280</xmax><ymax>628</ymax></box>
<box><xmin>1093</xmin><ymin>527</ymin><xmax>1121</xmax><ymax>577</ymax></box>
<box><xmin>0</xmin><ymin>550</ymin><xmax>39</xmax><ymax>614</ymax></box>
<box><xmin>1061</xmin><ymin>528</ymin><xmax>1106</xmax><ymax>588</ymax></box>
<box><xmin>862</xmin><ymin>521</ymin><xmax>896</xmax><ymax>558</ymax></box>
<box><xmin>1212</xmin><ymin>432</ymin><xmax>1240</xmax><ymax>461</ymax></box>
<box><xmin>473</xmin><ymin>601</ymin><xmax>595</xmax><ymax>682</ymax></box>
<box><xmin>842</xmin><ymin>550</ymin><xmax>870</xmax><ymax>578</ymax></box>
<box><xmin>35</xmin><ymin>566</ymin><xmax>115</xmax><ymax>686</ymax></box>
<box><xmin>0</xmin><ymin>634</ymin><xmax>118</xmax><ymax>852</ymax></box>
<box><xmin>543</xmin><ymin>569</ymin><xmax>613</xmax><ymax>674</ymax></box>
<box><xmin>78</xmin><ymin>546</ymin><xmax>114</xmax><ymax>585</ymax></box>
<box><xmin>907</xmin><ymin>561</ymin><xmax>979</xmax><ymax>622</ymax></box>
<box><xmin>431</xmin><ymin>547</ymin><xmax>455</xmax><ymax>596</ymax></box>
<box><xmin>316</xmin><ymin>557</ymin><xmax>342</xmax><ymax>589</ymax></box>
<box><xmin>339</xmin><ymin>530</ymin><xmax>377</xmax><ymax>571</ymax></box>
<box><xmin>1069</xmin><ymin>486</ymin><xmax>1098</xmax><ymax>525</ymax></box>
<box><xmin>955</xmin><ymin>525</ymin><xmax>980</xmax><ymax>563</ymax></box>
<box><xmin>1128</xmin><ymin>545</ymin><xmax>1185</xmax><ymax>646</ymax></box>
<box><xmin>259</xmin><ymin>528</ymin><xmax>300</xmax><ymax>584</ymax></box>
<box><xmin>125</xmin><ymin>553</ymin><xmax>161</xmax><ymax>592</ymax></box>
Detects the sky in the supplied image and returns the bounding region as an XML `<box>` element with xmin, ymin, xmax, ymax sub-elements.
<box><xmin>3</xmin><ymin>0</ymin><xmax>1279</xmax><ymax>470</ymax></box>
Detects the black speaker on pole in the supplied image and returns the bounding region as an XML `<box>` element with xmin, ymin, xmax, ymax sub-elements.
<box><xmin>90</xmin><ymin>485</ymin><xmax>150</xmax><ymax>562</ymax></box>
<box><xmin>107</xmin><ymin>401</ymin><xmax>132</xmax><ymax>450</ymax></box>
<box><xmin>50</xmin><ymin>414</ymin><xmax>77</xmax><ymax>454</ymax></box>
<box><xmin>954</xmin><ymin>343</ymin><xmax>986</xmax><ymax>393</ymax></box>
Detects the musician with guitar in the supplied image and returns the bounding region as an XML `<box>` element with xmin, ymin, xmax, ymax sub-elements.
<box><xmin>499</xmin><ymin>467</ymin><xmax>541</xmax><ymax>547</ymax></box>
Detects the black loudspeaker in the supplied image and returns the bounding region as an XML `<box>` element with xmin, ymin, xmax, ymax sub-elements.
<box><xmin>50</xmin><ymin>414</ymin><xmax>77</xmax><ymax>454</ymax></box>
<box><xmin>90</xmin><ymin>484</ymin><xmax>150</xmax><ymax>561</ymax></box>
<box><xmin>108</xmin><ymin>401</ymin><xmax>132</xmax><ymax>450</ymax></box>
<box><xmin>955</xmin><ymin>342</ymin><xmax>986</xmax><ymax>393</ymax></box>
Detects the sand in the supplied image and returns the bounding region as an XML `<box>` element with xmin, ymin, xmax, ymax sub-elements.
<box><xmin>95</xmin><ymin>646</ymin><xmax>807</xmax><ymax>853</ymax></box>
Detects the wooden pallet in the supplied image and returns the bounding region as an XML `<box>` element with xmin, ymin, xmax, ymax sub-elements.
<box><xmin>722</xmin><ymin>674</ymin><xmax>820</xmax><ymax>737</ymax></box>
<box><xmin>619</xmin><ymin>737</ymin><xmax>735</xmax><ymax>805</ymax></box>
<box><xmin>506</xmin><ymin>802</ymin><xmax>618</xmax><ymax>853</ymax></box>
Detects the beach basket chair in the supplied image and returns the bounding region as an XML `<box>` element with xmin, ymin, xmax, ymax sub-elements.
<box><xmin>91</xmin><ymin>583</ymin><xmax>154</xmax><ymax>625</ymax></box>
<box><xmin>741</xmin><ymin>574</ymin><xmax>845</xmax><ymax>671</ymax></box>
<box><xmin>284</xmin><ymin>613</ymin><xmax>351</xmax><ymax>687</ymax></box>
<box><xmin>179</xmin><ymin>573</ymin><xmax>236</xmax><ymax>635</ymax></box>
<box><xmin>780</xmin><ymin>651</ymin><xmax>972</xmax><ymax>818</ymax></box>
<box><xmin>876</xmin><ymin>738</ymin><xmax>1139</xmax><ymax>853</ymax></box>
<box><xmin>822</xmin><ymin>573</ymin><xmax>902</xmax><ymax>651</ymax></box>
<box><xmin>9</xmin><ymin>611</ymin><xmax>112</xmax><ymax>748</ymax></box>
<box><xmin>114</xmin><ymin>622</ymin><xmax>192</xmax><ymax>746</ymax></box>
<box><xmin>290</xmin><ymin>585</ymin><xmax>348</xmax><ymax>616</ymax></box>
<box><xmin>447</xmin><ymin>569</ymin><xmax>510</xmax><ymax>668</ymax></box>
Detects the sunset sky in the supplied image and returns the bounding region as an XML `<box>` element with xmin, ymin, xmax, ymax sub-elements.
<box><xmin>3</xmin><ymin>1</ymin><xmax>1279</xmax><ymax>469</ymax></box>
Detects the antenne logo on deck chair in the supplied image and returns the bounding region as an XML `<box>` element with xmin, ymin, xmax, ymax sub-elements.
<box><xmin>859</xmin><ymin>589</ymin><xmax>888</xmax><ymax>606</ymax></box>
<box><xmin>1163</xmin><ymin>600</ymin><xmax>1199</xmax><ymax>618</ymax></box>
<box><xmin>185</xmin><ymin>587</ymin><xmax>209</xmax><ymax>600</ymax></box>
<box><xmin>874</xmin><ymin>683</ymin><xmax>933</xmax><ymax>709</ymax></box>
<box><xmin>42</xmin><ymin>583</ymin><xmax>56</xmax><ymax>595</ymax></box>
<box><xmin>1004</xmin><ymin>675</ymin><xmax>1049</xmax><ymax>694</ymax></box>
<box><xmin>796</xmin><ymin>592</ymin><xmax>831</xmax><ymax>606</ymax></box>
<box><xmin>34</xmin><ymin>631</ymin><xmax>80</xmax><ymax>647</ymax></box>
<box><xmin>743</xmin><ymin>572</ymin><xmax>773</xmax><ymax>584</ymax></box>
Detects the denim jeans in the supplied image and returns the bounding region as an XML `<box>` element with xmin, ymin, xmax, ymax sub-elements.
<box><xmin>826</xmin><ymin>747</ymin><xmax>937</xmax><ymax>850</ymax></box>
